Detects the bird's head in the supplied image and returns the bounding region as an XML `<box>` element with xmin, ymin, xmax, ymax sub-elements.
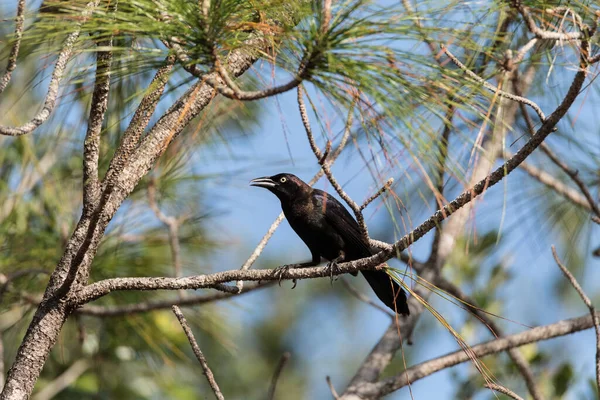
<box><xmin>250</xmin><ymin>173</ymin><xmax>310</xmax><ymax>201</ymax></box>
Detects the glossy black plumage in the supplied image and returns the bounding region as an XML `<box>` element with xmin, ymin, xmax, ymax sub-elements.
<box><xmin>251</xmin><ymin>173</ymin><xmax>409</xmax><ymax>316</ymax></box>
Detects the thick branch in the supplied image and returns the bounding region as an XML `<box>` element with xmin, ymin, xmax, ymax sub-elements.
<box><xmin>83</xmin><ymin>39</ymin><xmax>113</xmax><ymax>213</ymax></box>
<box><xmin>1</xmin><ymin>23</ymin><xmax>272</xmax><ymax>400</ymax></box>
<box><xmin>103</xmin><ymin>56</ymin><xmax>175</xmax><ymax>188</ymax></box>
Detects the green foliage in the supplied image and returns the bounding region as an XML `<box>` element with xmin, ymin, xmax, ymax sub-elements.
<box><xmin>1</xmin><ymin>0</ymin><xmax>599</xmax><ymax>398</ymax></box>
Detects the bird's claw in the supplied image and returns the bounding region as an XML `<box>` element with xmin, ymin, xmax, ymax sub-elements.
<box><xmin>325</xmin><ymin>261</ymin><xmax>340</xmax><ymax>285</ymax></box>
<box><xmin>273</xmin><ymin>265</ymin><xmax>293</xmax><ymax>287</ymax></box>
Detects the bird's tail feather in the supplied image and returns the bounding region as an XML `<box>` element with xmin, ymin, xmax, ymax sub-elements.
<box><xmin>360</xmin><ymin>269</ymin><xmax>409</xmax><ymax>316</ymax></box>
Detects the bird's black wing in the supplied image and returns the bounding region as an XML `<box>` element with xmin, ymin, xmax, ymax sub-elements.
<box><xmin>313</xmin><ymin>189</ymin><xmax>410</xmax><ymax>316</ymax></box>
<box><xmin>312</xmin><ymin>189</ymin><xmax>372</xmax><ymax>259</ymax></box>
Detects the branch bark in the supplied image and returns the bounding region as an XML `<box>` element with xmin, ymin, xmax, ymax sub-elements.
<box><xmin>0</xmin><ymin>0</ymin><xmax>25</xmax><ymax>95</ymax></box>
<box><xmin>343</xmin><ymin>313</ymin><xmax>599</xmax><ymax>399</ymax></box>
<box><xmin>0</xmin><ymin>0</ymin><xmax>101</xmax><ymax>137</ymax></box>
<box><xmin>172</xmin><ymin>306</ymin><xmax>224</xmax><ymax>400</ymax></box>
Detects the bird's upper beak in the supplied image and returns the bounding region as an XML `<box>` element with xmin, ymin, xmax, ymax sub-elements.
<box><xmin>250</xmin><ymin>177</ymin><xmax>277</xmax><ymax>189</ymax></box>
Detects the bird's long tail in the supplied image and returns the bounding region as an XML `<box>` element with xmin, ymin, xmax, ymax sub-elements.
<box><xmin>360</xmin><ymin>269</ymin><xmax>409</xmax><ymax>316</ymax></box>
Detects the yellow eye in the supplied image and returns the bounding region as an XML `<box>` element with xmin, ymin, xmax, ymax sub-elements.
<box><xmin>280</xmin><ymin>177</ymin><xmax>287</xmax><ymax>183</ymax></box>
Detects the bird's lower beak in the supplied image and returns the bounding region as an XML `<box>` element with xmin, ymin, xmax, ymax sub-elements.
<box><xmin>250</xmin><ymin>177</ymin><xmax>277</xmax><ymax>189</ymax></box>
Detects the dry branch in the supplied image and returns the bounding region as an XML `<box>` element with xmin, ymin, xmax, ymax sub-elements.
<box><xmin>77</xmin><ymin>282</ymin><xmax>271</xmax><ymax>317</ymax></box>
<box><xmin>0</xmin><ymin>0</ymin><xmax>25</xmax><ymax>95</ymax></box>
<box><xmin>172</xmin><ymin>306</ymin><xmax>225</xmax><ymax>400</ymax></box>
<box><xmin>552</xmin><ymin>246</ymin><xmax>600</xmax><ymax>393</ymax></box>
<box><xmin>441</xmin><ymin>45</ymin><xmax>546</xmax><ymax>122</ymax></box>
<box><xmin>344</xmin><ymin>313</ymin><xmax>599</xmax><ymax>399</ymax></box>
<box><xmin>485</xmin><ymin>383</ymin><xmax>525</xmax><ymax>400</ymax></box>
<box><xmin>0</xmin><ymin>0</ymin><xmax>101</xmax><ymax>137</ymax></box>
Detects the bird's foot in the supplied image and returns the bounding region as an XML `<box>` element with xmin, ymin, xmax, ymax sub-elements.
<box><xmin>273</xmin><ymin>264</ymin><xmax>296</xmax><ymax>288</ymax></box>
<box><xmin>325</xmin><ymin>261</ymin><xmax>340</xmax><ymax>285</ymax></box>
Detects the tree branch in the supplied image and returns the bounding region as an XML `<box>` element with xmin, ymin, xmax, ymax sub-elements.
<box><xmin>83</xmin><ymin>38</ymin><xmax>113</xmax><ymax>214</ymax></box>
<box><xmin>172</xmin><ymin>306</ymin><xmax>224</xmax><ymax>400</ymax></box>
<box><xmin>77</xmin><ymin>282</ymin><xmax>271</xmax><ymax>317</ymax></box>
<box><xmin>552</xmin><ymin>246</ymin><xmax>600</xmax><ymax>393</ymax></box>
<box><xmin>512</xmin><ymin>3</ymin><xmax>586</xmax><ymax>41</ymax></box>
<box><xmin>0</xmin><ymin>0</ymin><xmax>100</xmax><ymax>137</ymax></box>
<box><xmin>485</xmin><ymin>383</ymin><xmax>525</xmax><ymax>400</ymax></box>
<box><xmin>267</xmin><ymin>352</ymin><xmax>291</xmax><ymax>400</ymax></box>
<box><xmin>441</xmin><ymin>44</ymin><xmax>546</xmax><ymax>122</ymax></box>
<box><xmin>345</xmin><ymin>313</ymin><xmax>599</xmax><ymax>399</ymax></box>
<box><xmin>0</xmin><ymin>0</ymin><xmax>25</xmax><ymax>95</ymax></box>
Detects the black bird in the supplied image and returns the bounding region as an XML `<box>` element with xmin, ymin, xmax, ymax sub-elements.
<box><xmin>250</xmin><ymin>173</ymin><xmax>409</xmax><ymax>316</ymax></box>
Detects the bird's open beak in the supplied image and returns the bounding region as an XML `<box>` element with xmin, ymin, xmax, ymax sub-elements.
<box><xmin>250</xmin><ymin>177</ymin><xmax>277</xmax><ymax>189</ymax></box>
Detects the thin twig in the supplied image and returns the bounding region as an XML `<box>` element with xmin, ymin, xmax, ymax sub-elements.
<box><xmin>0</xmin><ymin>0</ymin><xmax>25</xmax><ymax>95</ymax></box>
<box><xmin>543</xmin><ymin>147</ymin><xmax>600</xmax><ymax>218</ymax></box>
<box><xmin>441</xmin><ymin>44</ymin><xmax>546</xmax><ymax>122</ymax></box>
<box><xmin>297</xmin><ymin>85</ymin><xmax>372</xmax><ymax>240</ymax></box>
<box><xmin>326</xmin><ymin>376</ymin><xmax>341</xmax><ymax>400</ymax></box>
<box><xmin>0</xmin><ymin>0</ymin><xmax>101</xmax><ymax>136</ymax></box>
<box><xmin>178</xmin><ymin>41</ymin><xmax>311</xmax><ymax>101</ymax></box>
<box><xmin>360</xmin><ymin>178</ymin><xmax>394</xmax><ymax>211</ymax></box>
<box><xmin>551</xmin><ymin>246</ymin><xmax>600</xmax><ymax>393</ymax></box>
<box><xmin>267</xmin><ymin>352</ymin><xmax>291</xmax><ymax>400</ymax></box>
<box><xmin>513</xmin><ymin>38</ymin><xmax>539</xmax><ymax>65</ymax></box>
<box><xmin>484</xmin><ymin>383</ymin><xmax>525</xmax><ymax>400</ymax></box>
<box><xmin>172</xmin><ymin>306</ymin><xmax>225</xmax><ymax>400</ymax></box>
<box><xmin>512</xmin><ymin>3</ymin><xmax>584</xmax><ymax>41</ymax></box>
